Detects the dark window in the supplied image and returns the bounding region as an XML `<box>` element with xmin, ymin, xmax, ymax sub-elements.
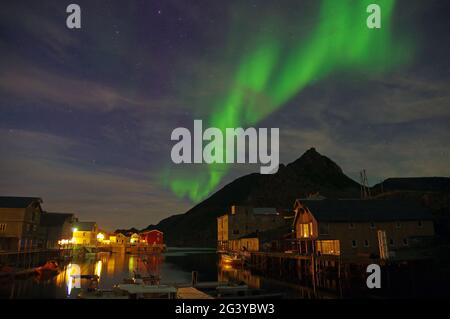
<box><xmin>349</xmin><ymin>223</ymin><xmax>355</xmax><ymax>229</ymax></box>
<box><xmin>403</xmin><ymin>238</ymin><xmax>409</xmax><ymax>246</ymax></box>
<box><xmin>396</xmin><ymin>222</ymin><xmax>401</xmax><ymax>229</ymax></box>
<box><xmin>232</xmin><ymin>230</ymin><xmax>239</xmax><ymax>235</ymax></box>
<box><xmin>418</xmin><ymin>220</ymin><xmax>423</xmax><ymax>228</ymax></box>
<box><xmin>389</xmin><ymin>239</ymin><xmax>394</xmax><ymax>246</ymax></box>
<box><xmin>364</xmin><ymin>240</ymin><xmax>369</xmax><ymax>247</ymax></box>
<box><xmin>319</xmin><ymin>223</ymin><xmax>329</xmax><ymax>235</ymax></box>
<box><xmin>351</xmin><ymin>240</ymin><xmax>357</xmax><ymax>248</ymax></box>
<box><xmin>370</xmin><ymin>222</ymin><xmax>375</xmax><ymax>229</ymax></box>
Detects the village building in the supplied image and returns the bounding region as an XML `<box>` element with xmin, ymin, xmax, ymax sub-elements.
<box><xmin>39</xmin><ymin>212</ymin><xmax>77</xmax><ymax>249</ymax></box>
<box><xmin>0</xmin><ymin>197</ymin><xmax>43</xmax><ymax>251</ymax></box>
<box><xmin>72</xmin><ymin>222</ymin><xmax>98</xmax><ymax>247</ymax></box>
<box><xmin>217</xmin><ymin>206</ymin><xmax>291</xmax><ymax>252</ymax></box>
<box><xmin>130</xmin><ymin>233</ymin><xmax>140</xmax><ymax>244</ymax></box>
<box><xmin>293</xmin><ymin>199</ymin><xmax>435</xmax><ymax>260</ymax></box>
<box><xmin>140</xmin><ymin>229</ymin><xmax>164</xmax><ymax>246</ymax></box>
<box><xmin>109</xmin><ymin>232</ymin><xmax>128</xmax><ymax>245</ymax></box>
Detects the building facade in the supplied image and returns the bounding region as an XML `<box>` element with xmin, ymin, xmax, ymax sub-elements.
<box><xmin>39</xmin><ymin>212</ymin><xmax>77</xmax><ymax>249</ymax></box>
<box><xmin>0</xmin><ymin>197</ymin><xmax>43</xmax><ymax>251</ymax></box>
<box><xmin>140</xmin><ymin>230</ymin><xmax>164</xmax><ymax>246</ymax></box>
<box><xmin>293</xmin><ymin>199</ymin><xmax>435</xmax><ymax>261</ymax></box>
<box><xmin>72</xmin><ymin>222</ymin><xmax>98</xmax><ymax>246</ymax></box>
<box><xmin>217</xmin><ymin>206</ymin><xmax>289</xmax><ymax>252</ymax></box>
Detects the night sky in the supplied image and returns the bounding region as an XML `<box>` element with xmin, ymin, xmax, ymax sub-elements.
<box><xmin>0</xmin><ymin>0</ymin><xmax>449</xmax><ymax>231</ymax></box>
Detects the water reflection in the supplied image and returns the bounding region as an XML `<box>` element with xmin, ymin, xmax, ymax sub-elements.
<box><xmin>0</xmin><ymin>250</ymin><xmax>216</xmax><ymax>299</ymax></box>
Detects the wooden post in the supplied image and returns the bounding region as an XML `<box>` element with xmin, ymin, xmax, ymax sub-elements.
<box><xmin>191</xmin><ymin>271</ymin><xmax>198</xmax><ymax>286</ymax></box>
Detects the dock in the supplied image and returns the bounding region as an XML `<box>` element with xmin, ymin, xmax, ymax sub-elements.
<box><xmin>177</xmin><ymin>287</ymin><xmax>214</xmax><ymax>299</ymax></box>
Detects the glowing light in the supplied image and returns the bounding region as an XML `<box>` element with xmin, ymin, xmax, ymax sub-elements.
<box><xmin>95</xmin><ymin>260</ymin><xmax>102</xmax><ymax>278</ymax></box>
<box><xmin>97</xmin><ymin>233</ymin><xmax>105</xmax><ymax>242</ymax></box>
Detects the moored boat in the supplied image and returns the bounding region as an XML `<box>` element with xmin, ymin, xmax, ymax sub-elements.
<box><xmin>35</xmin><ymin>260</ymin><xmax>60</xmax><ymax>277</ymax></box>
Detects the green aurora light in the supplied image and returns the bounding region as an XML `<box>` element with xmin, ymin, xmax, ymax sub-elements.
<box><xmin>164</xmin><ymin>0</ymin><xmax>415</xmax><ymax>202</ymax></box>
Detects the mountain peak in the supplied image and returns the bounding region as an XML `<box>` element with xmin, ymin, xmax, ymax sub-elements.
<box><xmin>287</xmin><ymin>147</ymin><xmax>343</xmax><ymax>175</ymax></box>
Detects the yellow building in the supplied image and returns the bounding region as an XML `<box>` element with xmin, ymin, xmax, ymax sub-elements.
<box><xmin>130</xmin><ymin>233</ymin><xmax>140</xmax><ymax>245</ymax></box>
<box><xmin>293</xmin><ymin>199</ymin><xmax>435</xmax><ymax>261</ymax></box>
<box><xmin>72</xmin><ymin>222</ymin><xmax>98</xmax><ymax>246</ymax></box>
<box><xmin>109</xmin><ymin>233</ymin><xmax>128</xmax><ymax>245</ymax></box>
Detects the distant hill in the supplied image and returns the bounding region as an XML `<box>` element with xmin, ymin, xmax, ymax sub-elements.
<box><xmin>373</xmin><ymin>177</ymin><xmax>450</xmax><ymax>193</ymax></box>
<box><xmin>372</xmin><ymin>177</ymin><xmax>450</xmax><ymax>210</ymax></box>
<box><xmin>141</xmin><ymin>148</ymin><xmax>362</xmax><ymax>247</ymax></box>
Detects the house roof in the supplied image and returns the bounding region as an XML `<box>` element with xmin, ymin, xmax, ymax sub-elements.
<box><xmin>253</xmin><ymin>207</ymin><xmax>279</xmax><ymax>215</ymax></box>
<box><xmin>140</xmin><ymin>229</ymin><xmax>163</xmax><ymax>235</ymax></box>
<box><xmin>297</xmin><ymin>199</ymin><xmax>433</xmax><ymax>222</ymax></box>
<box><xmin>40</xmin><ymin>212</ymin><xmax>74</xmax><ymax>227</ymax></box>
<box><xmin>74</xmin><ymin>222</ymin><xmax>97</xmax><ymax>231</ymax></box>
<box><xmin>0</xmin><ymin>196</ymin><xmax>42</xmax><ymax>208</ymax></box>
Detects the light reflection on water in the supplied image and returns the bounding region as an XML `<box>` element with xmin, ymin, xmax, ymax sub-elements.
<box><xmin>1</xmin><ymin>249</ymin><xmax>328</xmax><ymax>299</ymax></box>
<box><xmin>0</xmin><ymin>250</ymin><xmax>219</xmax><ymax>299</ymax></box>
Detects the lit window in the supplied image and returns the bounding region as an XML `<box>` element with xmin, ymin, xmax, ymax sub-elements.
<box><xmin>302</xmin><ymin>223</ymin><xmax>312</xmax><ymax>238</ymax></box>
<box><xmin>0</xmin><ymin>223</ymin><xmax>6</xmax><ymax>232</ymax></box>
<box><xmin>351</xmin><ymin>240</ymin><xmax>357</xmax><ymax>248</ymax></box>
<box><xmin>316</xmin><ymin>240</ymin><xmax>340</xmax><ymax>255</ymax></box>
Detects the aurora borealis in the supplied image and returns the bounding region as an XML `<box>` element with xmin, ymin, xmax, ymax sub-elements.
<box><xmin>166</xmin><ymin>0</ymin><xmax>415</xmax><ymax>202</ymax></box>
<box><xmin>0</xmin><ymin>0</ymin><xmax>449</xmax><ymax>230</ymax></box>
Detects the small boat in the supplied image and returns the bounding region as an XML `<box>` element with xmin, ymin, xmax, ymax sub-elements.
<box><xmin>35</xmin><ymin>260</ymin><xmax>60</xmax><ymax>277</ymax></box>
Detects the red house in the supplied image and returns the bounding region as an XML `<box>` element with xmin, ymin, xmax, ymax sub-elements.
<box><xmin>140</xmin><ymin>230</ymin><xmax>164</xmax><ymax>246</ymax></box>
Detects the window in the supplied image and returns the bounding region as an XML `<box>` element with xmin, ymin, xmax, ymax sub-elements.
<box><xmin>364</xmin><ymin>240</ymin><xmax>370</xmax><ymax>247</ymax></box>
<box><xmin>319</xmin><ymin>223</ymin><xmax>329</xmax><ymax>235</ymax></box>
<box><xmin>370</xmin><ymin>222</ymin><xmax>375</xmax><ymax>230</ymax></box>
<box><xmin>351</xmin><ymin>240</ymin><xmax>357</xmax><ymax>248</ymax></box>
<box><xmin>418</xmin><ymin>220</ymin><xmax>423</xmax><ymax>228</ymax></box>
<box><xmin>316</xmin><ymin>240</ymin><xmax>340</xmax><ymax>255</ymax></box>
<box><xmin>301</xmin><ymin>223</ymin><xmax>313</xmax><ymax>238</ymax></box>
<box><xmin>232</xmin><ymin>229</ymin><xmax>239</xmax><ymax>235</ymax></box>
<box><xmin>403</xmin><ymin>238</ymin><xmax>409</xmax><ymax>246</ymax></box>
<box><xmin>396</xmin><ymin>222</ymin><xmax>402</xmax><ymax>229</ymax></box>
<box><xmin>389</xmin><ymin>238</ymin><xmax>394</xmax><ymax>246</ymax></box>
<box><xmin>349</xmin><ymin>223</ymin><xmax>355</xmax><ymax>229</ymax></box>
<box><xmin>0</xmin><ymin>223</ymin><xmax>6</xmax><ymax>232</ymax></box>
